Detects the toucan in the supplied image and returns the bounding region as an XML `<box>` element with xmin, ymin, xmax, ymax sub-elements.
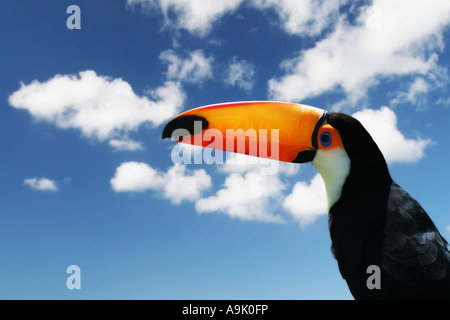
<box><xmin>162</xmin><ymin>101</ymin><xmax>450</xmax><ymax>299</ymax></box>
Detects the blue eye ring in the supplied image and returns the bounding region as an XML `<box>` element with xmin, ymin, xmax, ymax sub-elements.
<box><xmin>320</xmin><ymin>132</ymin><xmax>332</xmax><ymax>147</ymax></box>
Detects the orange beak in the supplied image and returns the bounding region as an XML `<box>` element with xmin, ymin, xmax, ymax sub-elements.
<box><xmin>162</xmin><ymin>101</ymin><xmax>327</xmax><ymax>163</ymax></box>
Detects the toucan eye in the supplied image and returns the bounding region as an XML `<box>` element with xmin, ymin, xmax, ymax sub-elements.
<box><xmin>320</xmin><ymin>132</ymin><xmax>332</xmax><ymax>147</ymax></box>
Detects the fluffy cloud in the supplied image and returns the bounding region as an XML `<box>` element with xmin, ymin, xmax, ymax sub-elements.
<box><xmin>108</xmin><ymin>139</ymin><xmax>144</xmax><ymax>152</ymax></box>
<box><xmin>194</xmin><ymin>152</ymin><xmax>297</xmax><ymax>223</ymax></box>
<box><xmin>251</xmin><ymin>0</ymin><xmax>343</xmax><ymax>36</ymax></box>
<box><xmin>110</xmin><ymin>162</ymin><xmax>161</xmax><ymax>192</ymax></box>
<box><xmin>24</xmin><ymin>178</ymin><xmax>59</xmax><ymax>192</ymax></box>
<box><xmin>8</xmin><ymin>71</ymin><xmax>185</xmax><ymax>143</ymax></box>
<box><xmin>127</xmin><ymin>0</ymin><xmax>244</xmax><ymax>37</ymax></box>
<box><xmin>128</xmin><ymin>0</ymin><xmax>344</xmax><ymax>37</ymax></box>
<box><xmin>129</xmin><ymin>1</ymin><xmax>450</xmax><ymax>107</ymax></box>
<box><xmin>352</xmin><ymin>107</ymin><xmax>433</xmax><ymax>164</ymax></box>
<box><xmin>217</xmin><ymin>152</ymin><xmax>299</xmax><ymax>177</ymax></box>
<box><xmin>390</xmin><ymin>77</ymin><xmax>429</xmax><ymax>107</ymax></box>
<box><xmin>436</xmin><ymin>97</ymin><xmax>450</xmax><ymax>107</ymax></box>
<box><xmin>282</xmin><ymin>174</ymin><xmax>327</xmax><ymax>228</ymax></box>
<box><xmin>110</xmin><ymin>162</ymin><xmax>211</xmax><ymax>204</ymax></box>
<box><xmin>164</xmin><ymin>164</ymin><xmax>213</xmax><ymax>204</ymax></box>
<box><xmin>195</xmin><ymin>171</ymin><xmax>286</xmax><ymax>223</ymax></box>
<box><xmin>224</xmin><ymin>57</ymin><xmax>256</xmax><ymax>92</ymax></box>
<box><xmin>160</xmin><ymin>51</ymin><xmax>256</xmax><ymax>92</ymax></box>
<box><xmin>160</xmin><ymin>49</ymin><xmax>214</xmax><ymax>84</ymax></box>
<box><xmin>268</xmin><ymin>0</ymin><xmax>450</xmax><ymax>106</ymax></box>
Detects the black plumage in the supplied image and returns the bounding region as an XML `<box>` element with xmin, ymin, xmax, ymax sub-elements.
<box><xmin>327</xmin><ymin>113</ymin><xmax>450</xmax><ymax>299</ymax></box>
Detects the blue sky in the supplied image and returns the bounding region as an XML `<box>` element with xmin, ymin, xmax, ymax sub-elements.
<box><xmin>1</xmin><ymin>0</ymin><xmax>450</xmax><ymax>299</ymax></box>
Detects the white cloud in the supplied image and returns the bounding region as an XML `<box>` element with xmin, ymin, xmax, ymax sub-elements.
<box><xmin>8</xmin><ymin>71</ymin><xmax>185</xmax><ymax>144</ymax></box>
<box><xmin>128</xmin><ymin>0</ymin><xmax>343</xmax><ymax>38</ymax></box>
<box><xmin>111</xmin><ymin>162</ymin><xmax>162</xmax><ymax>192</ymax></box>
<box><xmin>162</xmin><ymin>165</ymin><xmax>212</xmax><ymax>204</ymax></box>
<box><xmin>391</xmin><ymin>77</ymin><xmax>429</xmax><ymax>107</ymax></box>
<box><xmin>217</xmin><ymin>152</ymin><xmax>299</xmax><ymax>176</ymax></box>
<box><xmin>268</xmin><ymin>0</ymin><xmax>450</xmax><ymax>106</ymax></box>
<box><xmin>109</xmin><ymin>139</ymin><xmax>144</xmax><ymax>152</ymax></box>
<box><xmin>436</xmin><ymin>97</ymin><xmax>450</xmax><ymax>107</ymax></box>
<box><xmin>282</xmin><ymin>174</ymin><xmax>327</xmax><ymax>228</ymax></box>
<box><xmin>352</xmin><ymin>107</ymin><xmax>433</xmax><ymax>164</ymax></box>
<box><xmin>160</xmin><ymin>49</ymin><xmax>214</xmax><ymax>84</ymax></box>
<box><xmin>110</xmin><ymin>162</ymin><xmax>211</xmax><ymax>204</ymax></box>
<box><xmin>24</xmin><ymin>178</ymin><xmax>59</xmax><ymax>192</ymax></box>
<box><xmin>251</xmin><ymin>0</ymin><xmax>343</xmax><ymax>36</ymax></box>
<box><xmin>195</xmin><ymin>171</ymin><xmax>286</xmax><ymax>223</ymax></box>
<box><xmin>146</xmin><ymin>79</ymin><xmax>186</xmax><ymax>125</ymax></box>
<box><xmin>224</xmin><ymin>57</ymin><xmax>256</xmax><ymax>92</ymax></box>
<box><xmin>127</xmin><ymin>0</ymin><xmax>244</xmax><ymax>37</ymax></box>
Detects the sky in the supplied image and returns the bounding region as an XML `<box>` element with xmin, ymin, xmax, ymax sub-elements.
<box><xmin>1</xmin><ymin>0</ymin><xmax>450</xmax><ymax>300</ymax></box>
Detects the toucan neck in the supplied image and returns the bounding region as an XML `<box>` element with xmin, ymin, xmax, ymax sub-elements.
<box><xmin>312</xmin><ymin>148</ymin><xmax>351</xmax><ymax>211</ymax></box>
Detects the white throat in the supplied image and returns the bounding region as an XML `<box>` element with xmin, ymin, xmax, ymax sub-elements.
<box><xmin>312</xmin><ymin>147</ymin><xmax>351</xmax><ymax>211</ymax></box>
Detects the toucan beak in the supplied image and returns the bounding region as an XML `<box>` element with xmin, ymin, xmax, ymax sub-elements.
<box><xmin>162</xmin><ymin>101</ymin><xmax>327</xmax><ymax>163</ymax></box>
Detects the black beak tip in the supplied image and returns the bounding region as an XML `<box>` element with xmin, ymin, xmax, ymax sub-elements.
<box><xmin>292</xmin><ymin>150</ymin><xmax>317</xmax><ymax>163</ymax></box>
<box><xmin>161</xmin><ymin>115</ymin><xmax>209</xmax><ymax>140</ymax></box>
<box><xmin>161</xmin><ymin>122</ymin><xmax>173</xmax><ymax>139</ymax></box>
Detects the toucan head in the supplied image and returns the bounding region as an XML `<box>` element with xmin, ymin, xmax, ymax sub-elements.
<box><xmin>162</xmin><ymin>101</ymin><xmax>390</xmax><ymax>209</ymax></box>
